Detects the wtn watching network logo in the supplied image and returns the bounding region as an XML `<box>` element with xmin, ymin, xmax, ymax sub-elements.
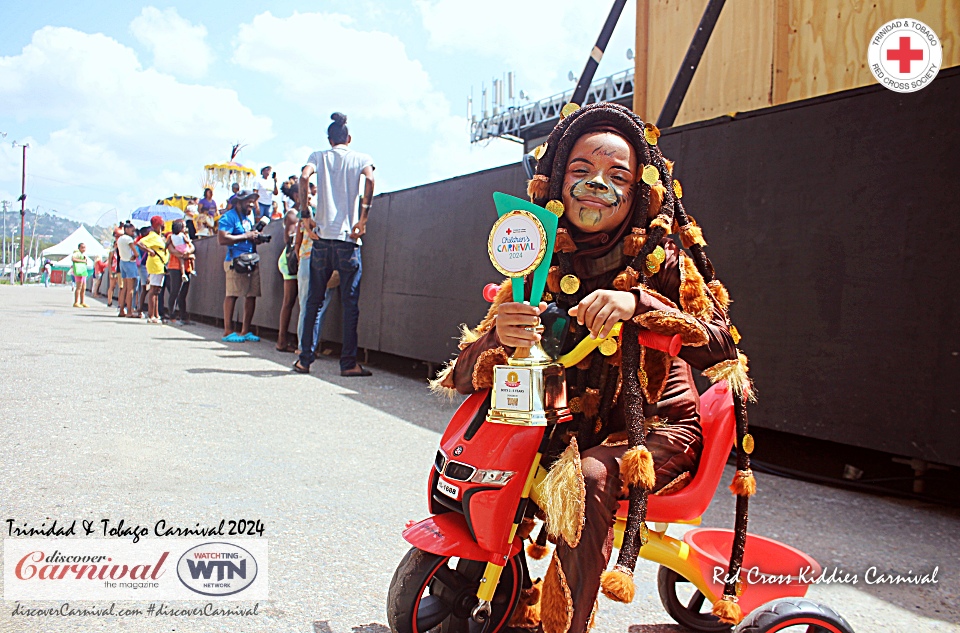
<box><xmin>3</xmin><ymin>539</ymin><xmax>268</xmax><ymax>600</ymax></box>
<box><xmin>177</xmin><ymin>542</ymin><xmax>259</xmax><ymax>596</ymax></box>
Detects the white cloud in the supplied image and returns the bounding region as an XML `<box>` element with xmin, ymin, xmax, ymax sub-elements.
<box><xmin>129</xmin><ymin>7</ymin><xmax>213</xmax><ymax>79</ymax></box>
<box><xmin>232</xmin><ymin>11</ymin><xmax>520</xmax><ymax>190</ymax></box>
<box><xmin>0</xmin><ymin>26</ymin><xmax>272</xmax><ymax>222</ymax></box>
<box><xmin>233</xmin><ymin>11</ymin><xmax>442</xmax><ymax>123</ymax></box>
<box><xmin>416</xmin><ymin>0</ymin><xmax>636</xmax><ymax>98</ymax></box>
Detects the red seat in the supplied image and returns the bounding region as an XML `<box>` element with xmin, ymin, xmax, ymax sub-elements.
<box><xmin>618</xmin><ymin>381</ymin><xmax>736</xmax><ymax>523</ymax></box>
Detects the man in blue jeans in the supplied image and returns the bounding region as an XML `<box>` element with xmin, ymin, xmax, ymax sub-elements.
<box><xmin>293</xmin><ymin>112</ymin><xmax>375</xmax><ymax>377</ymax></box>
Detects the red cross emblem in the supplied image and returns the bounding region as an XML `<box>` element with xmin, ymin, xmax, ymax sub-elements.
<box><xmin>887</xmin><ymin>36</ymin><xmax>923</xmax><ymax>73</ymax></box>
<box><xmin>506</xmin><ymin>228</ymin><xmax>512</xmax><ymax>235</ymax></box>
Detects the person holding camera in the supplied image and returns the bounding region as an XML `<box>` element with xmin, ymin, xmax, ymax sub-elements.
<box><xmin>218</xmin><ymin>189</ymin><xmax>264</xmax><ymax>342</ymax></box>
<box><xmin>255</xmin><ymin>166</ymin><xmax>279</xmax><ymax>220</ymax></box>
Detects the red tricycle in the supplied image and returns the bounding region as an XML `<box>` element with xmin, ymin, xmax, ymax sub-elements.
<box><xmin>387</xmin><ymin>313</ymin><xmax>853</xmax><ymax>633</ymax></box>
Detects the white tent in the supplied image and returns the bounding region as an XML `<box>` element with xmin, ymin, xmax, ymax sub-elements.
<box><xmin>42</xmin><ymin>226</ymin><xmax>108</xmax><ymax>260</ymax></box>
<box><xmin>51</xmin><ymin>253</ymin><xmax>92</xmax><ymax>269</ymax></box>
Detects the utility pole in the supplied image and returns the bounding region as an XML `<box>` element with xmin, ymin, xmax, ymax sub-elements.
<box><xmin>13</xmin><ymin>141</ymin><xmax>29</xmax><ymax>284</ymax></box>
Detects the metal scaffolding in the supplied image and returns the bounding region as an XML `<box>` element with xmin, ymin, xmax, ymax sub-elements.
<box><xmin>470</xmin><ymin>68</ymin><xmax>634</xmax><ymax>145</ymax></box>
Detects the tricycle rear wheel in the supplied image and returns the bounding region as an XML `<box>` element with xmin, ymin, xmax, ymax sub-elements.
<box><xmin>657</xmin><ymin>565</ymin><xmax>732</xmax><ymax>632</ymax></box>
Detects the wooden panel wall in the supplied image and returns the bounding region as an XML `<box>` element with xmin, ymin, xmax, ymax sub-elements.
<box><xmin>635</xmin><ymin>0</ymin><xmax>960</xmax><ymax>126</ymax></box>
<box><xmin>779</xmin><ymin>0</ymin><xmax>960</xmax><ymax>103</ymax></box>
<box><xmin>640</xmin><ymin>0</ymin><xmax>775</xmax><ymax>125</ymax></box>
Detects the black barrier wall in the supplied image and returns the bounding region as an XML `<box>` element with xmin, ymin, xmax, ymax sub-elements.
<box><xmin>186</xmin><ymin>69</ymin><xmax>959</xmax><ymax>466</ymax></box>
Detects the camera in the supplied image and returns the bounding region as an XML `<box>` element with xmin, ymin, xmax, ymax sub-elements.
<box><xmin>253</xmin><ymin>215</ymin><xmax>272</xmax><ymax>244</ymax></box>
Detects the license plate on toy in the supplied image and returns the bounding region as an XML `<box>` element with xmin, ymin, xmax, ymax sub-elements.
<box><xmin>436</xmin><ymin>477</ymin><xmax>460</xmax><ymax>500</ymax></box>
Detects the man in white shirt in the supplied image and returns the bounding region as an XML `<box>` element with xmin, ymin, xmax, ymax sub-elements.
<box><xmin>293</xmin><ymin>112</ymin><xmax>375</xmax><ymax>377</ymax></box>
<box><xmin>254</xmin><ymin>166</ymin><xmax>278</xmax><ymax>219</ymax></box>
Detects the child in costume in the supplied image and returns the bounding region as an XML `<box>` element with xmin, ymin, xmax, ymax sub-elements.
<box><xmin>434</xmin><ymin>102</ymin><xmax>756</xmax><ymax>631</ymax></box>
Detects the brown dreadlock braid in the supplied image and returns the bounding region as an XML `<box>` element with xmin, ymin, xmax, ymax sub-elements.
<box><xmin>529</xmin><ymin>103</ymin><xmax>754</xmax><ymax>625</ymax></box>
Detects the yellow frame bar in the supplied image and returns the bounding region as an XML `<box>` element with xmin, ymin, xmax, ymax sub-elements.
<box><xmin>612</xmin><ymin>519</ymin><xmax>718</xmax><ymax>604</ymax></box>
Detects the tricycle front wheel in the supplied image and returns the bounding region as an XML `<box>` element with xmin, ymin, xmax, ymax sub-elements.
<box><xmin>387</xmin><ymin>547</ymin><xmax>522</xmax><ymax>633</ymax></box>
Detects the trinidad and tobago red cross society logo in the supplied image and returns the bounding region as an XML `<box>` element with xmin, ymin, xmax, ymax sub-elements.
<box><xmin>868</xmin><ymin>19</ymin><xmax>942</xmax><ymax>93</ymax></box>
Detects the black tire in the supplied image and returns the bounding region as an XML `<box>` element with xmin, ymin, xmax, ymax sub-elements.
<box><xmin>735</xmin><ymin>597</ymin><xmax>854</xmax><ymax>633</ymax></box>
<box><xmin>387</xmin><ymin>547</ymin><xmax>523</xmax><ymax>633</ymax></box>
<box><xmin>657</xmin><ymin>565</ymin><xmax>732</xmax><ymax>633</ymax></box>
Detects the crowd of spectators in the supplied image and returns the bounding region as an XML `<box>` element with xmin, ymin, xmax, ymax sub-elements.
<box><xmin>81</xmin><ymin>111</ymin><xmax>374</xmax><ymax>378</ymax></box>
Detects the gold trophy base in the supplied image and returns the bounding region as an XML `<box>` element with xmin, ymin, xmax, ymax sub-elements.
<box><xmin>486</xmin><ymin>341</ymin><xmax>569</xmax><ymax>427</ymax></box>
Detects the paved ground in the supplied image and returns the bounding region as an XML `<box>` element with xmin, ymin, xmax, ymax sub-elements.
<box><xmin>0</xmin><ymin>284</ymin><xmax>957</xmax><ymax>633</ymax></box>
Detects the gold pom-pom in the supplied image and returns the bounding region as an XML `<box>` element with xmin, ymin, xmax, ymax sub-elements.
<box><xmin>621</xmin><ymin>446</ymin><xmax>656</xmax><ymax>490</ymax></box>
<box><xmin>643</xmin><ymin>123</ymin><xmax>660</xmax><ymax>146</ymax></box>
<box><xmin>545</xmin><ymin>199</ymin><xmax>565</xmax><ymax>217</ymax></box>
<box><xmin>554</xmin><ymin>228</ymin><xmax>577</xmax><ymax>253</ymax></box>
<box><xmin>559</xmin><ymin>274</ymin><xmax>580</xmax><ymax>295</ymax></box>
<box><xmin>712</xmin><ymin>596</ymin><xmax>743</xmax><ymax>625</ymax></box>
<box><xmin>641</xmin><ymin>165</ymin><xmax>659</xmax><ymax>186</ymax></box>
<box><xmin>673</xmin><ymin>179</ymin><xmax>683</xmax><ymax>199</ymax></box>
<box><xmin>600</xmin><ymin>567</ymin><xmax>635</xmax><ymax>603</ymax></box>
<box><xmin>547</xmin><ymin>266</ymin><xmax>561</xmax><ymax>294</ymax></box>
<box><xmin>528</xmin><ymin>175</ymin><xmax>550</xmax><ymax>201</ymax></box>
<box><xmin>730</xmin><ymin>469</ymin><xmax>757</xmax><ymax>497</ymax></box>
<box><xmin>612</xmin><ymin>267</ymin><xmax>639</xmax><ymax>291</ymax></box>
<box><xmin>623</xmin><ymin>229</ymin><xmax>647</xmax><ymax>257</ymax></box>
<box><xmin>532</xmin><ymin>142</ymin><xmax>548</xmax><ymax>160</ymax></box>
<box><xmin>582</xmin><ymin>387</ymin><xmax>600</xmax><ymax>419</ymax></box>
<box><xmin>560</xmin><ymin>102</ymin><xmax>580</xmax><ymax>119</ymax></box>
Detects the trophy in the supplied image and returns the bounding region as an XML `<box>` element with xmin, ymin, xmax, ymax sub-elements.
<box><xmin>485</xmin><ymin>193</ymin><xmax>569</xmax><ymax>426</ymax></box>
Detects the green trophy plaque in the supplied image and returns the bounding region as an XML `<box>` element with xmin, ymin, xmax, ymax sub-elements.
<box><xmin>486</xmin><ymin>193</ymin><xmax>568</xmax><ymax>426</ymax></box>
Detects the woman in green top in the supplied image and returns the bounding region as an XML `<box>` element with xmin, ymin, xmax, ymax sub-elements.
<box><xmin>71</xmin><ymin>243</ymin><xmax>89</xmax><ymax>308</ymax></box>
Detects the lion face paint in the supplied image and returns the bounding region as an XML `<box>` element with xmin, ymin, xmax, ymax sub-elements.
<box><xmin>561</xmin><ymin>132</ymin><xmax>638</xmax><ymax>234</ymax></box>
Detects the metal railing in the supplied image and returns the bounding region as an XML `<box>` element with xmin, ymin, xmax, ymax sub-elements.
<box><xmin>470</xmin><ymin>68</ymin><xmax>634</xmax><ymax>143</ymax></box>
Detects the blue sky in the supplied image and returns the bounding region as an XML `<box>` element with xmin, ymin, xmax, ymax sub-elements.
<box><xmin>0</xmin><ymin>1</ymin><xmax>636</xmax><ymax>225</ymax></box>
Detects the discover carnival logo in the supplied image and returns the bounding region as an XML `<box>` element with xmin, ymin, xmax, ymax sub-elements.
<box><xmin>869</xmin><ymin>18</ymin><xmax>942</xmax><ymax>93</ymax></box>
<box><xmin>3</xmin><ymin>539</ymin><xmax>267</xmax><ymax>600</ymax></box>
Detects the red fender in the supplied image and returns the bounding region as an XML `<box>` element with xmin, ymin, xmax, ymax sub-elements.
<box><xmin>403</xmin><ymin>513</ymin><xmax>522</xmax><ymax>565</ymax></box>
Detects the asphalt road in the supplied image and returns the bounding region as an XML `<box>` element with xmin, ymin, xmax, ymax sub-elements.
<box><xmin>1</xmin><ymin>284</ymin><xmax>957</xmax><ymax>633</ymax></box>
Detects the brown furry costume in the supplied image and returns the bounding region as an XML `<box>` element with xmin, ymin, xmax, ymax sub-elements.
<box><xmin>441</xmin><ymin>103</ymin><xmax>755</xmax><ymax>630</ymax></box>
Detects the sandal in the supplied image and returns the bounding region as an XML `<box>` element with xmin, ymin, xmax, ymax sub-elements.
<box><xmin>222</xmin><ymin>332</ymin><xmax>245</xmax><ymax>342</ymax></box>
<box><xmin>241</xmin><ymin>332</ymin><xmax>261</xmax><ymax>342</ymax></box>
<box><xmin>275</xmin><ymin>343</ymin><xmax>297</xmax><ymax>353</ymax></box>
<box><xmin>340</xmin><ymin>364</ymin><xmax>373</xmax><ymax>377</ymax></box>
<box><xmin>292</xmin><ymin>360</ymin><xmax>310</xmax><ymax>374</ymax></box>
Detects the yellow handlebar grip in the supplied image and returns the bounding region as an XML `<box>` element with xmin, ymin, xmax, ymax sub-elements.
<box><xmin>558</xmin><ymin>322</ymin><xmax>621</xmax><ymax>368</ymax></box>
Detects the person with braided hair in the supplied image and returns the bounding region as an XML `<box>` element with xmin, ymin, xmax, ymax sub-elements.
<box><xmin>434</xmin><ymin>102</ymin><xmax>755</xmax><ymax>631</ymax></box>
